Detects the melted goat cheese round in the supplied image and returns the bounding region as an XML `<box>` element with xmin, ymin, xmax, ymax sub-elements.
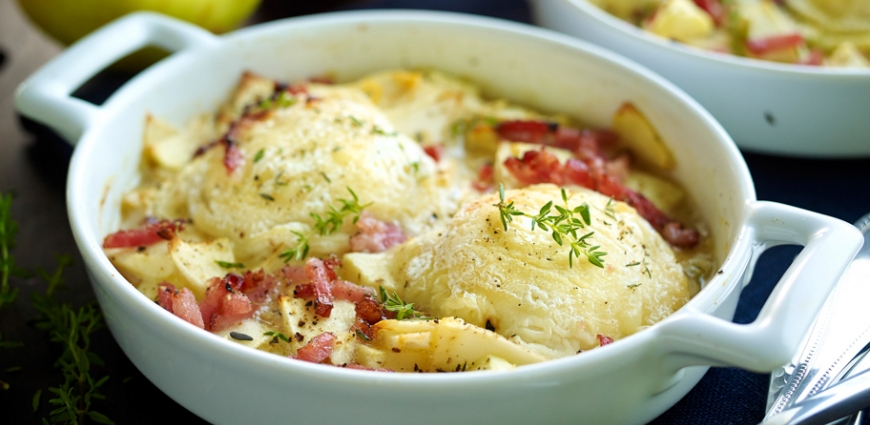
<box><xmin>387</xmin><ymin>184</ymin><xmax>695</xmax><ymax>358</ymax></box>
<box><xmin>153</xmin><ymin>86</ymin><xmax>457</xmax><ymax>262</ymax></box>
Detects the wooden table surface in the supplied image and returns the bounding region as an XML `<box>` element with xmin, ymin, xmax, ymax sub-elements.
<box><xmin>2</xmin><ymin>0</ymin><xmax>869</xmax><ymax>424</ymax></box>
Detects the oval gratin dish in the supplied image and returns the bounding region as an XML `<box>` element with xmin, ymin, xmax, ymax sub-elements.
<box><xmin>15</xmin><ymin>11</ymin><xmax>863</xmax><ymax>425</ymax></box>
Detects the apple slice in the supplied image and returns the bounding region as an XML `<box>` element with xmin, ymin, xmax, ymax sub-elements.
<box><xmin>612</xmin><ymin>103</ymin><xmax>675</xmax><ymax>170</ymax></box>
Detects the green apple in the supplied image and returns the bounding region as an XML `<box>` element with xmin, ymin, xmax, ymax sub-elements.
<box><xmin>17</xmin><ymin>0</ymin><xmax>262</xmax><ymax>45</ymax></box>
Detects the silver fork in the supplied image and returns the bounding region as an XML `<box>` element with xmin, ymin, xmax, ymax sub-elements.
<box><xmin>763</xmin><ymin>212</ymin><xmax>870</xmax><ymax>424</ymax></box>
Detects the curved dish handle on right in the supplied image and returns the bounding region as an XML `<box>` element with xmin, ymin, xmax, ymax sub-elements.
<box><xmin>655</xmin><ymin>201</ymin><xmax>863</xmax><ymax>373</ymax></box>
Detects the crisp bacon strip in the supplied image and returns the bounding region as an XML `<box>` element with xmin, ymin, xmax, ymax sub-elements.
<box><xmin>504</xmin><ymin>149</ymin><xmax>699</xmax><ymax>248</ymax></box>
<box><xmin>496</xmin><ymin>120</ymin><xmax>617</xmax><ymax>161</ymax></box>
<box><xmin>597</xmin><ymin>334</ymin><xmax>614</xmax><ymax>347</ymax></box>
<box><xmin>349</xmin><ymin>212</ymin><xmax>407</xmax><ymax>253</ymax></box>
<box><xmin>200</xmin><ymin>274</ymin><xmax>253</xmax><ymax>331</ymax></box>
<box><xmin>296</xmin><ymin>332</ymin><xmax>336</xmax><ymax>363</ymax></box>
<box><xmin>103</xmin><ymin>219</ymin><xmax>185</xmax><ymax>248</ymax></box>
<box><xmin>282</xmin><ymin>264</ymin><xmax>308</xmax><ymax>282</ymax></box>
<box><xmin>351</xmin><ymin>316</ymin><xmax>374</xmax><ymax>341</ymax></box>
<box><xmin>305</xmin><ymin>258</ymin><xmax>334</xmax><ymax>317</ymax></box>
<box><xmin>355</xmin><ymin>297</ymin><xmax>384</xmax><ymax>325</ymax></box>
<box><xmin>598</xmin><ymin>175</ymin><xmax>699</xmax><ymax>247</ymax></box>
<box><xmin>239</xmin><ymin>269</ymin><xmax>279</xmax><ymax>303</ymax></box>
<box><xmin>157</xmin><ymin>282</ymin><xmax>204</xmax><ymax>329</ymax></box>
<box><xmin>331</xmin><ymin>279</ymin><xmax>376</xmax><ymax>303</ymax></box>
<box><xmin>503</xmin><ymin>150</ymin><xmax>594</xmax><ymax>189</ymax></box>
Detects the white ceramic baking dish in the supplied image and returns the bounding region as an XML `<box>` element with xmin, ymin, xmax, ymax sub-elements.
<box><xmin>529</xmin><ymin>0</ymin><xmax>870</xmax><ymax>158</ymax></box>
<box><xmin>15</xmin><ymin>11</ymin><xmax>863</xmax><ymax>425</ymax></box>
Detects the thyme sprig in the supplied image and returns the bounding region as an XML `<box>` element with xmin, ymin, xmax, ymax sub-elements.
<box><xmin>311</xmin><ymin>187</ymin><xmax>371</xmax><ymax>236</ymax></box>
<box><xmin>0</xmin><ymin>192</ymin><xmax>113</xmax><ymax>422</ymax></box>
<box><xmin>279</xmin><ymin>231</ymin><xmax>310</xmax><ymax>263</ymax></box>
<box><xmin>280</xmin><ymin>188</ymin><xmax>370</xmax><ymax>262</ymax></box>
<box><xmin>378</xmin><ymin>286</ymin><xmax>427</xmax><ymax>320</ymax></box>
<box><xmin>31</xmin><ymin>254</ymin><xmax>115</xmax><ymax>425</ymax></box>
<box><xmin>494</xmin><ymin>184</ymin><xmax>607</xmax><ymax>268</ymax></box>
<box><xmin>1</xmin><ymin>193</ymin><xmax>28</xmax><ymax>311</ymax></box>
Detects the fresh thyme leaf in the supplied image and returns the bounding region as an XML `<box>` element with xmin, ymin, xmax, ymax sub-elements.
<box><xmin>493</xmin><ymin>184</ymin><xmax>606</xmax><ymax>268</ymax></box>
<box><xmin>349</xmin><ymin>116</ymin><xmax>364</xmax><ymax>127</ymax></box>
<box><xmin>263</xmin><ymin>331</ymin><xmax>290</xmax><ymax>343</ymax></box>
<box><xmin>280</xmin><ymin>188</ymin><xmax>371</xmax><ymax>262</ymax></box>
<box><xmin>625</xmin><ymin>261</ymin><xmax>641</xmax><ymax>267</ymax></box>
<box><xmin>253</xmin><ymin>148</ymin><xmax>265</xmax><ymax>163</ymax></box>
<box><xmin>355</xmin><ymin>329</ymin><xmax>370</xmax><ymax>341</ymax></box>
<box><xmin>87</xmin><ymin>411</ymin><xmax>115</xmax><ymax>425</ymax></box>
<box><xmin>259</xmin><ymin>91</ymin><xmax>296</xmax><ymax>110</ymax></box>
<box><xmin>378</xmin><ymin>285</ymin><xmax>427</xmax><ymax>320</ymax></box>
<box><xmin>372</xmin><ymin>126</ymin><xmax>397</xmax><ymax>137</ymax></box>
<box><xmin>259</xmin><ymin>193</ymin><xmax>275</xmax><ymax>201</ymax></box>
<box><xmin>279</xmin><ymin>231</ymin><xmax>310</xmax><ymax>262</ymax></box>
<box><xmin>627</xmin><ymin>283</ymin><xmax>642</xmax><ymax>288</ymax></box>
<box><xmin>33</xmin><ymin>389</ymin><xmax>41</xmax><ymax>411</ymax></box>
<box><xmin>215</xmin><ymin>260</ymin><xmax>245</xmax><ymax>269</ymax></box>
<box><xmin>319</xmin><ymin>172</ymin><xmax>332</xmax><ymax>183</ymax></box>
<box><xmin>604</xmin><ymin>197</ymin><xmax>616</xmax><ymax>219</ymax></box>
<box><xmin>274</xmin><ymin>92</ymin><xmax>296</xmax><ymax>109</ymax></box>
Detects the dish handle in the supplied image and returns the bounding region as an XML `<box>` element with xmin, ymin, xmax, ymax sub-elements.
<box><xmin>14</xmin><ymin>12</ymin><xmax>219</xmax><ymax>144</ymax></box>
<box><xmin>654</xmin><ymin>201</ymin><xmax>862</xmax><ymax>373</ymax></box>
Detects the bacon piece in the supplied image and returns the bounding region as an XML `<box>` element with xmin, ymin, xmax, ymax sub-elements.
<box><xmin>662</xmin><ymin>222</ymin><xmax>701</xmax><ymax>248</ymax></box>
<box><xmin>157</xmin><ymin>283</ymin><xmax>205</xmax><ymax>328</ymax></box>
<box><xmin>349</xmin><ymin>212</ymin><xmax>407</xmax><ymax>253</ymax></box>
<box><xmin>282</xmin><ymin>264</ymin><xmax>308</xmax><ymax>283</ymax></box>
<box><xmin>801</xmin><ymin>49</ymin><xmax>824</xmax><ymax>66</ymax></box>
<box><xmin>103</xmin><ymin>219</ymin><xmax>185</xmax><ymax>248</ymax></box>
<box><xmin>322</xmin><ymin>256</ymin><xmax>341</xmax><ymax>281</ymax></box>
<box><xmin>222</xmin><ymin>135</ymin><xmax>244</xmax><ymax>174</ymax></box>
<box><xmin>597</xmin><ymin>175</ymin><xmax>700</xmax><ymax>247</ymax></box>
<box><xmin>355</xmin><ymin>297</ymin><xmax>384</xmax><ymax>324</ymax></box>
<box><xmin>604</xmin><ymin>155</ymin><xmax>631</xmax><ymax>183</ymax></box>
<box><xmin>305</xmin><ymin>258</ymin><xmax>335</xmax><ymax>317</ymax></box>
<box><xmin>693</xmin><ymin>0</ymin><xmax>725</xmax><ymax>26</ymax></box>
<box><xmin>597</xmin><ymin>334</ymin><xmax>614</xmax><ymax>347</ymax></box>
<box><xmin>503</xmin><ymin>150</ymin><xmax>594</xmax><ymax>189</ymax></box>
<box><xmin>296</xmin><ymin>332</ymin><xmax>336</xmax><ymax>363</ymax></box>
<box><xmin>351</xmin><ymin>316</ymin><xmax>374</xmax><ymax>341</ymax></box>
<box><xmin>287</xmin><ymin>84</ymin><xmax>308</xmax><ymax>95</ymax></box>
<box><xmin>423</xmin><ymin>144</ymin><xmax>444</xmax><ymax>162</ymax></box>
<box><xmin>473</xmin><ymin>163</ymin><xmax>494</xmax><ymax>192</ymax></box>
<box><xmin>496</xmin><ymin>120</ymin><xmax>551</xmax><ymax>144</ymax></box>
<box><xmin>239</xmin><ymin>269</ymin><xmax>279</xmax><ymax>303</ymax></box>
<box><xmin>199</xmin><ymin>274</ymin><xmax>254</xmax><ymax>331</ymax></box>
<box><xmin>331</xmin><ymin>280</ymin><xmax>376</xmax><ymax>303</ymax></box>
<box><xmin>746</xmin><ymin>34</ymin><xmax>805</xmax><ymax>55</ymax></box>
